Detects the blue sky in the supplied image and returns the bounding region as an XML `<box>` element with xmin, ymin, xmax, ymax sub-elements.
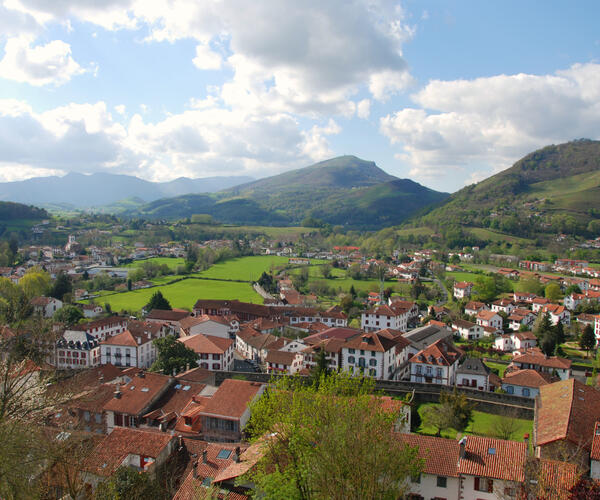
<box><xmin>0</xmin><ymin>1</ymin><xmax>598</xmax><ymax>192</ymax></box>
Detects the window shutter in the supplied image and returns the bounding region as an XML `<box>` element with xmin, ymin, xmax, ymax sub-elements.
<box><xmin>487</xmin><ymin>479</ymin><xmax>494</xmax><ymax>493</ymax></box>
<box><xmin>474</xmin><ymin>477</ymin><xmax>479</xmax><ymax>490</ymax></box>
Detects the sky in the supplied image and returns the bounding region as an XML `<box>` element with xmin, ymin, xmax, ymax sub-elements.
<box><xmin>0</xmin><ymin>1</ymin><xmax>599</xmax><ymax>192</ymax></box>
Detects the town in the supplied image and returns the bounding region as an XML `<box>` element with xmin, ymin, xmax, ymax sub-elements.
<box><xmin>2</xmin><ymin>225</ymin><xmax>600</xmax><ymax>499</ymax></box>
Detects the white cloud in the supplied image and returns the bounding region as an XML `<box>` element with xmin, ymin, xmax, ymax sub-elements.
<box><xmin>0</xmin><ymin>36</ymin><xmax>85</xmax><ymax>86</ymax></box>
<box><xmin>380</xmin><ymin>63</ymin><xmax>600</xmax><ymax>189</ymax></box>
<box><xmin>114</xmin><ymin>104</ymin><xmax>126</xmax><ymax>115</ymax></box>
<box><xmin>301</xmin><ymin>119</ymin><xmax>342</xmax><ymax>160</ymax></box>
<box><xmin>356</xmin><ymin>99</ymin><xmax>371</xmax><ymax>119</ymax></box>
<box><xmin>192</xmin><ymin>41</ymin><xmax>222</xmax><ymax>70</ymax></box>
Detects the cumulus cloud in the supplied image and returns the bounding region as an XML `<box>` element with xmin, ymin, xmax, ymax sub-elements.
<box><xmin>0</xmin><ymin>36</ymin><xmax>85</xmax><ymax>86</ymax></box>
<box><xmin>380</xmin><ymin>63</ymin><xmax>600</xmax><ymax>189</ymax></box>
<box><xmin>192</xmin><ymin>42</ymin><xmax>222</xmax><ymax>70</ymax></box>
<box><xmin>0</xmin><ymin>98</ymin><xmax>342</xmax><ymax>182</ymax></box>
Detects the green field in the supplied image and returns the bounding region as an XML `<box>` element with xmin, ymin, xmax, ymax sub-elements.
<box><xmin>483</xmin><ymin>360</ymin><xmax>508</xmax><ymax>378</ymax></box>
<box><xmin>446</xmin><ymin>271</ymin><xmax>480</xmax><ymax>283</ymax></box>
<box><xmin>87</xmin><ymin>278</ymin><xmax>261</xmax><ymax>312</ymax></box>
<box><xmin>196</xmin><ymin>255</ymin><xmax>296</xmax><ymax>281</ymax></box>
<box><xmin>124</xmin><ymin>257</ymin><xmax>186</xmax><ymax>269</ymax></box>
<box><xmin>416</xmin><ymin>403</ymin><xmax>532</xmax><ymax>441</ymax></box>
<box><xmin>466</xmin><ymin>228</ymin><xmax>535</xmax><ymax>246</ymax></box>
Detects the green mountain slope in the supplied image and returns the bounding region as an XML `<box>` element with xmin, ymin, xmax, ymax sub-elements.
<box><xmin>135</xmin><ymin>156</ymin><xmax>448</xmax><ymax>228</ymax></box>
<box><xmin>406</xmin><ymin>139</ymin><xmax>600</xmax><ymax>238</ymax></box>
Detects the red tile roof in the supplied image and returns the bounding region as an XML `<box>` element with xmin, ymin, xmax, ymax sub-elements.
<box><xmin>103</xmin><ymin>372</ymin><xmax>173</xmax><ymax>415</ymax></box>
<box><xmin>180</xmin><ymin>334</ymin><xmax>233</xmax><ymax>355</ymax></box>
<box><xmin>343</xmin><ymin>331</ymin><xmax>399</xmax><ymax>353</ymax></box>
<box><xmin>199</xmin><ymin>379</ymin><xmax>263</xmax><ymax>420</ymax></box>
<box><xmin>265</xmin><ymin>350</ymin><xmax>298</xmax><ymax>366</ymax></box>
<box><xmin>502</xmin><ymin>369</ymin><xmax>555</xmax><ymax>388</ymax></box>
<box><xmin>397</xmin><ymin>433</ymin><xmax>460</xmax><ymax>477</ymax></box>
<box><xmin>536</xmin><ymin>379</ymin><xmax>600</xmax><ymax>451</ymax></box>
<box><xmin>512</xmin><ymin>351</ymin><xmax>571</xmax><ymax>370</ymax></box>
<box><xmin>410</xmin><ymin>338</ymin><xmax>463</xmax><ymax>366</ymax></box>
<box><xmin>84</xmin><ymin>427</ymin><xmax>174</xmax><ymax>477</ymax></box>
<box><xmin>146</xmin><ymin>309</ymin><xmax>191</xmax><ymax>321</ymax></box>
<box><xmin>458</xmin><ymin>435</ymin><xmax>526</xmax><ymax>482</ymax></box>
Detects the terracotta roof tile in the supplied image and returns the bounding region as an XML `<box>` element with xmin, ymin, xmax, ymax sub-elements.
<box><xmin>103</xmin><ymin>372</ymin><xmax>173</xmax><ymax>416</ymax></box>
<box><xmin>502</xmin><ymin>369</ymin><xmax>555</xmax><ymax>388</ymax></box>
<box><xmin>199</xmin><ymin>379</ymin><xmax>263</xmax><ymax>419</ymax></box>
<box><xmin>396</xmin><ymin>433</ymin><xmax>459</xmax><ymax>477</ymax></box>
<box><xmin>458</xmin><ymin>435</ymin><xmax>526</xmax><ymax>482</ymax></box>
<box><xmin>180</xmin><ymin>334</ymin><xmax>233</xmax><ymax>354</ymax></box>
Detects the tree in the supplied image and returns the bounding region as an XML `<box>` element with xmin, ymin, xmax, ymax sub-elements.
<box><xmin>244</xmin><ymin>373</ymin><xmax>423</xmax><ymax>500</ymax></box>
<box><xmin>53</xmin><ymin>305</ymin><xmax>84</xmax><ymax>327</ymax></box>
<box><xmin>568</xmin><ymin>476</ymin><xmax>600</xmax><ymax>499</ymax></box>
<box><xmin>320</xmin><ymin>263</ymin><xmax>332</xmax><ymax>279</ymax></box>
<box><xmin>50</xmin><ymin>272</ymin><xmax>72</xmax><ymax>301</ymax></box>
<box><xmin>580</xmin><ymin>324</ymin><xmax>596</xmax><ymax>357</ymax></box>
<box><xmin>422</xmin><ymin>390</ymin><xmax>474</xmax><ymax>436</ymax></box>
<box><xmin>545</xmin><ymin>283</ymin><xmax>562</xmax><ymax>302</ymax></box>
<box><xmin>19</xmin><ymin>268</ymin><xmax>51</xmax><ymax>299</ymax></box>
<box><xmin>349</xmin><ymin>284</ymin><xmax>357</xmax><ymax>299</ymax></box>
<box><xmin>492</xmin><ymin>410</ymin><xmax>521</xmax><ymax>440</ymax></box>
<box><xmin>311</xmin><ymin>348</ymin><xmax>329</xmax><ymax>385</ymax></box>
<box><xmin>94</xmin><ymin>466</ymin><xmax>159</xmax><ymax>500</ymax></box>
<box><xmin>144</xmin><ymin>290</ymin><xmax>171</xmax><ymax>312</ymax></box>
<box><xmin>151</xmin><ymin>336</ymin><xmax>197</xmax><ymax>375</ymax></box>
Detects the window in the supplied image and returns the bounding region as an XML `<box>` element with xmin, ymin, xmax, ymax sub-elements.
<box><xmin>506</xmin><ymin>385</ymin><xmax>514</xmax><ymax>394</ymax></box>
<box><xmin>369</xmin><ymin>358</ymin><xmax>377</xmax><ymax>366</ymax></box>
<box><xmin>371</xmin><ymin>351</ymin><xmax>376</xmax><ymax>357</ymax></box>
<box><xmin>95</xmin><ymin>413</ymin><xmax>102</xmax><ymax>424</ymax></box>
<box><xmin>348</xmin><ymin>348</ymin><xmax>355</xmax><ymax>354</ymax></box>
<box><xmin>426</xmin><ymin>366</ymin><xmax>432</xmax><ymax>375</ymax></box>
<box><xmin>436</xmin><ymin>367</ymin><xmax>442</xmax><ymax>378</ymax></box>
<box><xmin>411</xmin><ymin>473</ymin><xmax>421</xmax><ymax>484</ymax></box>
<box><xmin>348</xmin><ymin>356</ymin><xmax>355</xmax><ymax>364</ymax></box>
<box><xmin>358</xmin><ymin>358</ymin><xmax>366</xmax><ymax>368</ymax></box>
<box><xmin>83</xmin><ymin>411</ymin><xmax>90</xmax><ymax>422</ymax></box>
<box><xmin>474</xmin><ymin>477</ymin><xmax>493</xmax><ymax>493</ymax></box>
<box><xmin>416</xmin><ymin>365</ymin><xmax>422</xmax><ymax>374</ymax></box>
<box><xmin>522</xmin><ymin>388</ymin><xmax>530</xmax><ymax>397</ymax></box>
<box><xmin>213</xmin><ymin>354</ymin><xmax>220</xmax><ymax>360</ymax></box>
<box><xmin>436</xmin><ymin>476</ymin><xmax>447</xmax><ymax>488</ymax></box>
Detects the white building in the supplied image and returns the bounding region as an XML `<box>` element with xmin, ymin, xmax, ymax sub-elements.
<box><xmin>71</xmin><ymin>316</ymin><xmax>128</xmax><ymax>342</ymax></box>
<box><xmin>501</xmin><ymin>369</ymin><xmax>553</xmax><ymax>398</ymax></box>
<box><xmin>56</xmin><ymin>330</ymin><xmax>100</xmax><ymax>369</ymax></box>
<box><xmin>453</xmin><ymin>281</ymin><xmax>473</xmax><ymax>299</ymax></box>
<box><xmin>451</xmin><ymin>319</ymin><xmax>484</xmax><ymax>340</ymax></box>
<box><xmin>31</xmin><ymin>296</ymin><xmax>63</xmax><ymax>318</ymax></box>
<box><xmin>100</xmin><ymin>321</ymin><xmax>169</xmax><ymax>369</ymax></box>
<box><xmin>361</xmin><ymin>304</ymin><xmax>410</xmax><ymax>332</ymax></box>
<box><xmin>409</xmin><ymin>338</ymin><xmax>463</xmax><ymax>386</ymax></box>
<box><xmin>476</xmin><ymin>310</ymin><xmax>503</xmax><ymax>331</ymax></box>
<box><xmin>494</xmin><ymin>331</ymin><xmax>537</xmax><ymax>352</ymax></box>
<box><xmin>179</xmin><ymin>334</ymin><xmax>234</xmax><ymax>371</ymax></box>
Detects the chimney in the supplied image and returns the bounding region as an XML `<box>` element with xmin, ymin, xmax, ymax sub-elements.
<box><xmin>234</xmin><ymin>446</ymin><xmax>241</xmax><ymax>463</ymax></box>
<box><xmin>178</xmin><ymin>435</ymin><xmax>183</xmax><ymax>448</ymax></box>
<box><xmin>114</xmin><ymin>386</ymin><xmax>121</xmax><ymax>399</ymax></box>
<box><xmin>192</xmin><ymin>461</ymin><xmax>199</xmax><ymax>479</ymax></box>
<box><xmin>137</xmin><ymin>336</ymin><xmax>141</xmax><ymax>345</ymax></box>
<box><xmin>458</xmin><ymin>436</ymin><xmax>467</xmax><ymax>459</ymax></box>
<box><xmin>186</xmin><ymin>363</ymin><xmax>190</xmax><ymax>372</ymax></box>
<box><xmin>202</xmin><ymin>450</ymin><xmax>208</xmax><ymax>464</ymax></box>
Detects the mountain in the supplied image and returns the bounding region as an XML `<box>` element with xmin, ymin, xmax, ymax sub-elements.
<box><xmin>136</xmin><ymin>156</ymin><xmax>449</xmax><ymax>228</ymax></box>
<box><xmin>405</xmin><ymin>139</ymin><xmax>600</xmax><ymax>239</ymax></box>
<box><xmin>0</xmin><ymin>172</ymin><xmax>254</xmax><ymax>208</ymax></box>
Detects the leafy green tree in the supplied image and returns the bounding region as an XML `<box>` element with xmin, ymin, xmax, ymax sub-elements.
<box><xmin>320</xmin><ymin>263</ymin><xmax>332</xmax><ymax>279</ymax></box>
<box><xmin>244</xmin><ymin>373</ymin><xmax>423</xmax><ymax>500</ymax></box>
<box><xmin>580</xmin><ymin>324</ymin><xmax>596</xmax><ymax>356</ymax></box>
<box><xmin>53</xmin><ymin>305</ymin><xmax>84</xmax><ymax>327</ymax></box>
<box><xmin>422</xmin><ymin>390</ymin><xmax>474</xmax><ymax>436</ymax></box>
<box><xmin>94</xmin><ymin>466</ymin><xmax>159</xmax><ymax>500</ymax></box>
<box><xmin>19</xmin><ymin>268</ymin><xmax>51</xmax><ymax>299</ymax></box>
<box><xmin>50</xmin><ymin>272</ymin><xmax>72</xmax><ymax>301</ymax></box>
<box><xmin>144</xmin><ymin>290</ymin><xmax>171</xmax><ymax>311</ymax></box>
<box><xmin>150</xmin><ymin>336</ymin><xmax>197</xmax><ymax>375</ymax></box>
<box><xmin>545</xmin><ymin>283</ymin><xmax>562</xmax><ymax>302</ymax></box>
<box><xmin>349</xmin><ymin>284</ymin><xmax>357</xmax><ymax>299</ymax></box>
<box><xmin>311</xmin><ymin>348</ymin><xmax>329</xmax><ymax>385</ymax></box>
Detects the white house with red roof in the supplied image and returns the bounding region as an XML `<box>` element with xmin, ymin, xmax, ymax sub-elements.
<box><xmin>361</xmin><ymin>303</ymin><xmax>410</xmax><ymax>332</ymax></box>
<box><xmin>510</xmin><ymin>349</ymin><xmax>571</xmax><ymax>380</ymax></box>
<box><xmin>100</xmin><ymin>321</ymin><xmax>169</xmax><ymax>369</ymax></box>
<box><xmin>179</xmin><ymin>314</ymin><xmax>238</xmax><ymax>339</ymax></box>
<box><xmin>453</xmin><ymin>281</ymin><xmax>473</xmax><ymax>299</ymax></box>
<box><xmin>409</xmin><ymin>338</ymin><xmax>463</xmax><ymax>386</ymax></box>
<box><xmin>501</xmin><ymin>369</ymin><xmax>554</xmax><ymax>398</ymax></box>
<box><xmin>56</xmin><ymin>330</ymin><xmax>100</xmax><ymax>369</ymax></box>
<box><xmin>71</xmin><ymin>316</ymin><xmax>128</xmax><ymax>342</ymax></box>
<box><xmin>491</xmin><ymin>298</ymin><xmax>515</xmax><ymax>315</ymax></box>
<box><xmin>464</xmin><ymin>301</ymin><xmax>489</xmax><ymax>317</ymax></box>
<box><xmin>541</xmin><ymin>304</ymin><xmax>571</xmax><ymax>326</ymax></box>
<box><xmin>31</xmin><ymin>296</ymin><xmax>62</xmax><ymax>318</ymax></box>
<box><xmin>494</xmin><ymin>331</ymin><xmax>537</xmax><ymax>352</ymax></box>
<box><xmin>451</xmin><ymin>319</ymin><xmax>484</xmax><ymax>340</ymax></box>
<box><xmin>265</xmin><ymin>350</ymin><xmax>303</xmax><ymax>375</ymax></box>
<box><xmin>340</xmin><ymin>331</ymin><xmax>407</xmax><ymax>380</ymax></box>
<box><xmin>179</xmin><ymin>334</ymin><xmax>234</xmax><ymax>371</ymax></box>
<box><xmin>476</xmin><ymin>310</ymin><xmax>503</xmax><ymax>331</ymax></box>
<box><xmin>507</xmin><ymin>309</ymin><xmax>536</xmax><ymax>331</ymax></box>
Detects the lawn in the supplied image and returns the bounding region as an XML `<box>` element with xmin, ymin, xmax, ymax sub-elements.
<box><xmin>446</xmin><ymin>271</ymin><xmax>481</xmax><ymax>283</ymax></box>
<box><xmin>86</xmin><ymin>278</ymin><xmax>262</xmax><ymax>312</ymax></box>
<box><xmin>466</xmin><ymin>228</ymin><xmax>535</xmax><ymax>246</ymax></box>
<box><xmin>196</xmin><ymin>255</ymin><xmax>296</xmax><ymax>281</ymax></box>
<box><xmin>124</xmin><ymin>257</ymin><xmax>185</xmax><ymax>269</ymax></box>
<box><xmin>483</xmin><ymin>360</ymin><xmax>508</xmax><ymax>378</ymax></box>
<box><xmin>415</xmin><ymin>403</ymin><xmax>532</xmax><ymax>442</ymax></box>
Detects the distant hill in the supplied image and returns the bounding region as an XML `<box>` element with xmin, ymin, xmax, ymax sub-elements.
<box><xmin>405</xmin><ymin>139</ymin><xmax>600</xmax><ymax>239</ymax></box>
<box><xmin>0</xmin><ymin>201</ymin><xmax>48</xmax><ymax>221</ymax></box>
<box><xmin>136</xmin><ymin>156</ymin><xmax>449</xmax><ymax>228</ymax></box>
<box><xmin>0</xmin><ymin>172</ymin><xmax>254</xmax><ymax>208</ymax></box>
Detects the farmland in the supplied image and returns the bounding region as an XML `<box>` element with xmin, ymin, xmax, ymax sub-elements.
<box><xmin>195</xmin><ymin>255</ymin><xmax>293</xmax><ymax>281</ymax></box>
<box><xmin>124</xmin><ymin>257</ymin><xmax>186</xmax><ymax>269</ymax></box>
<box><xmin>88</xmin><ymin>278</ymin><xmax>261</xmax><ymax>312</ymax></box>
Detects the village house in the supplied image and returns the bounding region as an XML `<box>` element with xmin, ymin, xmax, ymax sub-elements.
<box><xmin>82</xmin><ymin>304</ymin><xmax>103</xmax><ymax>318</ymax></box>
<box><xmin>510</xmin><ymin>350</ymin><xmax>571</xmax><ymax>380</ymax></box>
<box><xmin>409</xmin><ymin>338</ymin><xmax>463</xmax><ymax>386</ymax></box>
<box><xmin>265</xmin><ymin>350</ymin><xmax>303</xmax><ymax>375</ymax></box>
<box><xmin>71</xmin><ymin>316</ymin><xmax>128</xmax><ymax>342</ymax></box>
<box><xmin>361</xmin><ymin>303</ymin><xmax>410</xmax><ymax>332</ymax></box>
<box><xmin>178</xmin><ymin>314</ymin><xmax>239</xmax><ymax>339</ymax></box>
<box><xmin>464</xmin><ymin>300</ymin><xmax>489</xmax><ymax>317</ymax></box>
<box><xmin>179</xmin><ymin>334</ymin><xmax>235</xmax><ymax>371</ymax></box>
<box><xmin>31</xmin><ymin>296</ymin><xmax>63</xmax><ymax>318</ymax></box>
<box><xmin>301</xmin><ymin>337</ymin><xmax>346</xmax><ymax>372</ymax></box>
<box><xmin>195</xmin><ymin>379</ymin><xmax>265</xmax><ymax>442</ymax></box>
<box><xmin>501</xmin><ymin>369</ymin><xmax>554</xmax><ymax>398</ymax></box>
<box><xmin>455</xmin><ymin>357</ymin><xmax>492</xmax><ymax>391</ymax></box>
<box><xmin>507</xmin><ymin>309</ymin><xmax>537</xmax><ymax>331</ymax></box>
<box><xmin>145</xmin><ymin>308</ymin><xmax>191</xmax><ymax>327</ymax></box>
<box><xmin>453</xmin><ymin>281</ymin><xmax>474</xmax><ymax>299</ymax></box>
<box><xmin>100</xmin><ymin>321</ymin><xmax>169</xmax><ymax>369</ymax></box>
<box><xmin>476</xmin><ymin>310</ymin><xmax>503</xmax><ymax>331</ymax></box>
<box><xmin>451</xmin><ymin>319</ymin><xmax>484</xmax><ymax>340</ymax></box>
<box><xmin>531</xmin><ymin>297</ymin><xmax>551</xmax><ymax>313</ymax></box>
<box><xmin>541</xmin><ymin>304</ymin><xmax>571</xmax><ymax>326</ymax></box>
<box><xmin>340</xmin><ymin>331</ymin><xmax>408</xmax><ymax>380</ymax></box>
<box><xmin>494</xmin><ymin>331</ymin><xmax>537</xmax><ymax>352</ymax></box>
<box><xmin>491</xmin><ymin>298</ymin><xmax>515</xmax><ymax>315</ymax></box>
<box><xmin>56</xmin><ymin>330</ymin><xmax>100</xmax><ymax>369</ymax></box>
<box><xmin>103</xmin><ymin>371</ymin><xmax>174</xmax><ymax>433</ymax></box>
